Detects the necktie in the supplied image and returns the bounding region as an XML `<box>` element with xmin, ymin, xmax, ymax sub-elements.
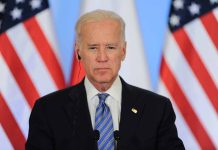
<box><xmin>95</xmin><ymin>93</ymin><xmax>115</xmax><ymax>150</ymax></box>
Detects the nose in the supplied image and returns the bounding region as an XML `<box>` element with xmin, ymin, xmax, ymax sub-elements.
<box><xmin>96</xmin><ymin>48</ymin><xmax>108</xmax><ymax>62</ymax></box>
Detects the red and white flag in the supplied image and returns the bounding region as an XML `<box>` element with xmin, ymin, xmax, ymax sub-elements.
<box><xmin>158</xmin><ymin>0</ymin><xmax>218</xmax><ymax>149</ymax></box>
<box><xmin>0</xmin><ymin>0</ymin><xmax>65</xmax><ymax>149</ymax></box>
<box><xmin>70</xmin><ymin>0</ymin><xmax>151</xmax><ymax>90</ymax></box>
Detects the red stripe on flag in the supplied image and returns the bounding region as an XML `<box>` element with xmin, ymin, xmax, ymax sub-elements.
<box><xmin>201</xmin><ymin>12</ymin><xmax>218</xmax><ymax>51</ymax></box>
<box><xmin>24</xmin><ymin>17</ymin><xmax>65</xmax><ymax>89</ymax></box>
<box><xmin>173</xmin><ymin>28</ymin><xmax>218</xmax><ymax>113</ymax></box>
<box><xmin>70</xmin><ymin>51</ymin><xmax>86</xmax><ymax>85</ymax></box>
<box><xmin>0</xmin><ymin>33</ymin><xmax>39</xmax><ymax>108</ymax></box>
<box><xmin>160</xmin><ymin>58</ymin><xmax>216</xmax><ymax>149</ymax></box>
<box><xmin>0</xmin><ymin>94</ymin><xmax>26</xmax><ymax>150</ymax></box>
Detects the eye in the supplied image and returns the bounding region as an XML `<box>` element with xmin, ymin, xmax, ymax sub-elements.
<box><xmin>108</xmin><ymin>46</ymin><xmax>116</xmax><ymax>49</ymax></box>
<box><xmin>88</xmin><ymin>46</ymin><xmax>97</xmax><ymax>50</ymax></box>
<box><xmin>106</xmin><ymin>46</ymin><xmax>116</xmax><ymax>50</ymax></box>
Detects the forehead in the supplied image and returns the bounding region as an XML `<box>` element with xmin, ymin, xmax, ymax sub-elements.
<box><xmin>80</xmin><ymin>19</ymin><xmax>122</xmax><ymax>42</ymax></box>
<box><xmin>81</xmin><ymin>19</ymin><xmax>120</xmax><ymax>30</ymax></box>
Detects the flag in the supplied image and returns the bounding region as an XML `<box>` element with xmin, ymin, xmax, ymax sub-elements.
<box><xmin>70</xmin><ymin>50</ymin><xmax>86</xmax><ymax>85</ymax></box>
<box><xmin>0</xmin><ymin>0</ymin><xmax>65</xmax><ymax>149</ymax></box>
<box><xmin>158</xmin><ymin>0</ymin><xmax>218</xmax><ymax>149</ymax></box>
<box><xmin>70</xmin><ymin>0</ymin><xmax>151</xmax><ymax>90</ymax></box>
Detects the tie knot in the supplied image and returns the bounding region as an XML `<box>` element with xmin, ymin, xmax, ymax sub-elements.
<box><xmin>98</xmin><ymin>93</ymin><xmax>109</xmax><ymax>104</ymax></box>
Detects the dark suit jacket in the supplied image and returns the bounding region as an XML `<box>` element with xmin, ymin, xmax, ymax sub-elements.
<box><xmin>26</xmin><ymin>78</ymin><xmax>185</xmax><ymax>150</ymax></box>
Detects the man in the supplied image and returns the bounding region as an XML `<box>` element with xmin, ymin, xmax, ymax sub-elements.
<box><xmin>26</xmin><ymin>9</ymin><xmax>185</xmax><ymax>150</ymax></box>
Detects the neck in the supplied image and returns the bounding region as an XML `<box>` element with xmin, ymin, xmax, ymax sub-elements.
<box><xmin>94</xmin><ymin>83</ymin><xmax>112</xmax><ymax>92</ymax></box>
<box><xmin>88</xmin><ymin>77</ymin><xmax>117</xmax><ymax>92</ymax></box>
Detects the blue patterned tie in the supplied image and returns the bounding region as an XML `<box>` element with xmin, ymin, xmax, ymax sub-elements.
<box><xmin>95</xmin><ymin>93</ymin><xmax>115</xmax><ymax>150</ymax></box>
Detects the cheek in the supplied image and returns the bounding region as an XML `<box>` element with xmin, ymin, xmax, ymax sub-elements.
<box><xmin>111</xmin><ymin>57</ymin><xmax>122</xmax><ymax>69</ymax></box>
<box><xmin>84</xmin><ymin>61</ymin><xmax>94</xmax><ymax>72</ymax></box>
<box><xmin>81</xmin><ymin>58</ymin><xmax>92</xmax><ymax>72</ymax></box>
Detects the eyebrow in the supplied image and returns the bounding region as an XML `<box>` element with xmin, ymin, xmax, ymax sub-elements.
<box><xmin>87</xmin><ymin>43</ymin><xmax>119</xmax><ymax>46</ymax></box>
<box><xmin>87</xmin><ymin>44</ymin><xmax>99</xmax><ymax>46</ymax></box>
<box><xmin>105</xmin><ymin>43</ymin><xmax>119</xmax><ymax>46</ymax></box>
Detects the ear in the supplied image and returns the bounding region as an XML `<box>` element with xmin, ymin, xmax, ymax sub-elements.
<box><xmin>121</xmin><ymin>42</ymin><xmax>127</xmax><ymax>61</ymax></box>
<box><xmin>75</xmin><ymin>42</ymin><xmax>81</xmax><ymax>60</ymax></box>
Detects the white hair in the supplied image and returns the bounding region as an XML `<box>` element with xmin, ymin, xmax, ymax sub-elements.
<box><xmin>75</xmin><ymin>9</ymin><xmax>126</xmax><ymax>42</ymax></box>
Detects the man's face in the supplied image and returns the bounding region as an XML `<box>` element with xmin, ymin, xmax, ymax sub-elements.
<box><xmin>76</xmin><ymin>19</ymin><xmax>126</xmax><ymax>87</ymax></box>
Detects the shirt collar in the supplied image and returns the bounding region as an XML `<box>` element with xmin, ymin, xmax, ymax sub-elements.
<box><xmin>84</xmin><ymin>76</ymin><xmax>122</xmax><ymax>102</ymax></box>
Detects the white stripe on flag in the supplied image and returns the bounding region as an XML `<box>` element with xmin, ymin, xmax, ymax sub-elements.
<box><xmin>213</xmin><ymin>7</ymin><xmax>218</xmax><ymax>21</ymax></box>
<box><xmin>158</xmin><ymin>81</ymin><xmax>201</xmax><ymax>150</ymax></box>
<box><xmin>184</xmin><ymin>19</ymin><xmax>218</xmax><ymax>87</ymax></box>
<box><xmin>0</xmin><ymin>55</ymin><xmax>30</xmax><ymax>138</ymax></box>
<box><xmin>80</xmin><ymin>0</ymin><xmax>150</xmax><ymax>89</ymax></box>
<box><xmin>164</xmin><ymin>32</ymin><xmax>218</xmax><ymax>146</ymax></box>
<box><xmin>36</xmin><ymin>9</ymin><xmax>61</xmax><ymax>63</ymax></box>
<box><xmin>0</xmin><ymin>124</ymin><xmax>13</xmax><ymax>150</ymax></box>
<box><xmin>7</xmin><ymin>24</ymin><xmax>57</xmax><ymax>96</ymax></box>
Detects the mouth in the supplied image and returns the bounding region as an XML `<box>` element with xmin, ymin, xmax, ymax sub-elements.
<box><xmin>95</xmin><ymin>68</ymin><xmax>110</xmax><ymax>70</ymax></box>
<box><xmin>95</xmin><ymin>68</ymin><xmax>110</xmax><ymax>72</ymax></box>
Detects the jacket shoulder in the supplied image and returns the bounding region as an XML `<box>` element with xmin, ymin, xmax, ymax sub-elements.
<box><xmin>36</xmin><ymin>81</ymin><xmax>83</xmax><ymax>106</ymax></box>
<box><xmin>123</xmin><ymin>81</ymin><xmax>171</xmax><ymax>105</ymax></box>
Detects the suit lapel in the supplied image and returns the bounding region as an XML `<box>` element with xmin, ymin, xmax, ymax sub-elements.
<box><xmin>119</xmin><ymin>78</ymin><xmax>147</xmax><ymax>145</ymax></box>
<box><xmin>64</xmin><ymin>81</ymin><xmax>93</xmax><ymax>144</ymax></box>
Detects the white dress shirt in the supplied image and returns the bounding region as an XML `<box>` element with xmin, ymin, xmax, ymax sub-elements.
<box><xmin>84</xmin><ymin>76</ymin><xmax>122</xmax><ymax>131</ymax></box>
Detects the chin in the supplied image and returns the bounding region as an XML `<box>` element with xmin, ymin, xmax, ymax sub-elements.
<box><xmin>96</xmin><ymin>78</ymin><xmax>111</xmax><ymax>83</ymax></box>
<box><xmin>95</xmin><ymin>76</ymin><xmax>114</xmax><ymax>84</ymax></box>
